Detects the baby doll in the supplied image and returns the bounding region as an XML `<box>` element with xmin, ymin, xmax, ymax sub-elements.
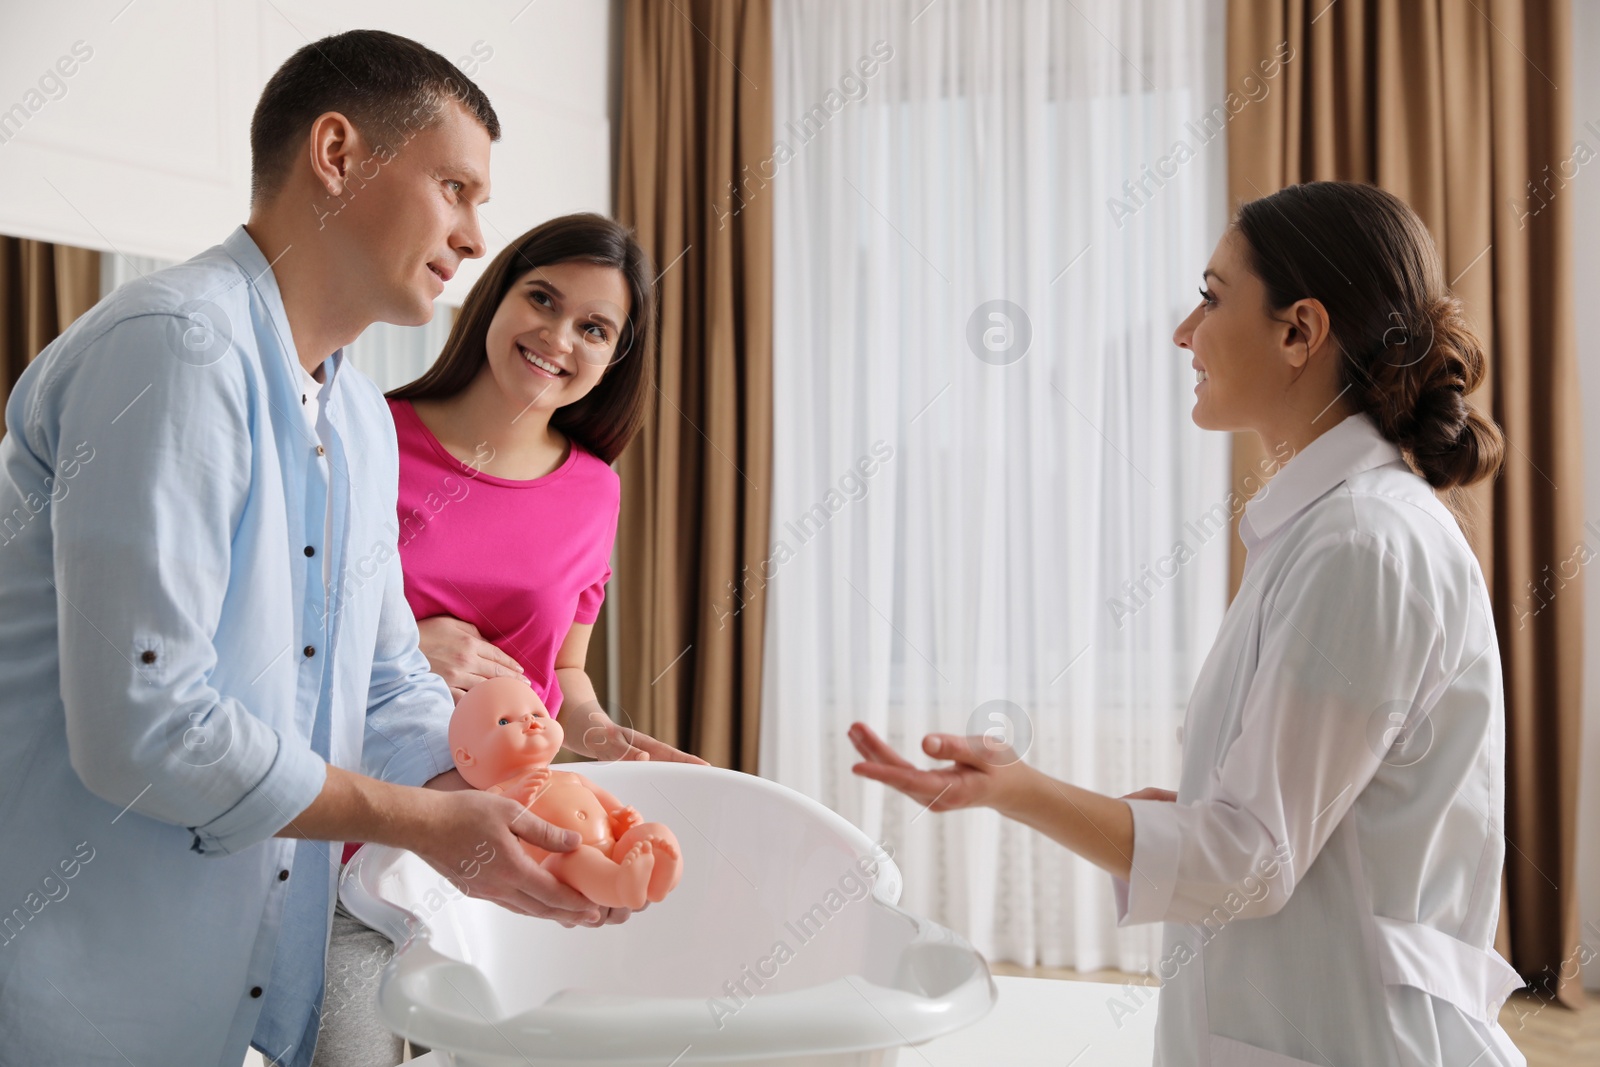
<box><xmin>448</xmin><ymin>676</ymin><xmax>682</xmax><ymax>911</ymax></box>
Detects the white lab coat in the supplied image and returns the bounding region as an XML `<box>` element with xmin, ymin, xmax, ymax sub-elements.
<box><xmin>1115</xmin><ymin>414</ymin><xmax>1525</xmax><ymax>1066</ymax></box>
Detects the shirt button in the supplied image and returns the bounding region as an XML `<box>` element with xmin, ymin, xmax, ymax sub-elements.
<box><xmin>250</xmin><ymin>986</ymin><xmax>263</xmax><ymax>998</ymax></box>
<box><xmin>278</xmin><ymin>869</ymin><xmax>290</xmax><ymax>881</ymax></box>
<box><xmin>303</xmin><ymin>645</ymin><xmax>316</xmax><ymax>658</ymax></box>
<box><xmin>140</xmin><ymin>650</ymin><xmax>157</xmax><ymax>664</ymax></box>
<box><xmin>315</xmin><ymin>445</ymin><xmax>326</xmax><ymax>457</ymax></box>
<box><xmin>304</xmin><ymin>545</ymin><xmax>315</xmax><ymax>557</ymax></box>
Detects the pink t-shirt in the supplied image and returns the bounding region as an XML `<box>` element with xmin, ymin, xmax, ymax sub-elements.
<box><xmin>388</xmin><ymin>398</ymin><xmax>619</xmax><ymax>717</ymax></box>
<box><xmin>344</xmin><ymin>404</ymin><xmax>616</xmax><ymax>865</ymax></box>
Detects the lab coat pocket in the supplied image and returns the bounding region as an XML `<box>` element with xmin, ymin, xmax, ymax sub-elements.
<box><xmin>1371</xmin><ymin>915</ymin><xmax>1523</xmax><ymax>1023</ymax></box>
<box><xmin>1209</xmin><ymin>1034</ymin><xmax>1330</xmax><ymax>1066</ymax></box>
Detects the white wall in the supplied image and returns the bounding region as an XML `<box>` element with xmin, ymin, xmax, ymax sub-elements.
<box><xmin>0</xmin><ymin>0</ymin><xmax>615</xmax><ymax>306</ymax></box>
<box><xmin>1573</xmin><ymin>0</ymin><xmax>1600</xmax><ymax>993</ymax></box>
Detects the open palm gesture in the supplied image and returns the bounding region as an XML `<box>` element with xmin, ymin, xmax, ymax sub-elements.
<box><xmin>847</xmin><ymin>721</ymin><xmax>1035</xmax><ymax>814</ymax></box>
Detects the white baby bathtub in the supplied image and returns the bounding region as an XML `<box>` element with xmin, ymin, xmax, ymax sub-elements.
<box><xmin>340</xmin><ymin>762</ymin><xmax>995</xmax><ymax>1066</ymax></box>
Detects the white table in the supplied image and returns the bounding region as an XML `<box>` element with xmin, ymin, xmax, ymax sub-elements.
<box><xmin>404</xmin><ymin>976</ymin><xmax>1157</xmax><ymax>1066</ymax></box>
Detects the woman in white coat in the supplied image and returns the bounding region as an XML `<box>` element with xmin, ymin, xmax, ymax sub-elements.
<box><xmin>851</xmin><ymin>181</ymin><xmax>1525</xmax><ymax>1067</ymax></box>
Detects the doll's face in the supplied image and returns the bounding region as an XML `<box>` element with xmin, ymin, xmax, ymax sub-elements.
<box><xmin>449</xmin><ymin>676</ymin><xmax>564</xmax><ymax>789</ymax></box>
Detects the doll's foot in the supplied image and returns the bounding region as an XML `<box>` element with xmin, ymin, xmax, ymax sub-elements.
<box><xmin>643</xmin><ymin>842</ymin><xmax>683</xmax><ymax>903</ymax></box>
<box><xmin>619</xmin><ymin>823</ymin><xmax>680</xmax><ymax>860</ymax></box>
<box><xmin>618</xmin><ymin>841</ymin><xmax>655</xmax><ymax>909</ymax></box>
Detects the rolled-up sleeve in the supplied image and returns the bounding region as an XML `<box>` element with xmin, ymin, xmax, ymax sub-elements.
<box><xmin>361</xmin><ymin>534</ymin><xmax>453</xmax><ymax>787</ymax></box>
<box><xmin>45</xmin><ymin>313</ymin><xmax>327</xmax><ymax>855</ymax></box>
<box><xmin>1116</xmin><ymin>531</ymin><xmax>1444</xmax><ymax>927</ymax></box>
<box><xmin>1114</xmin><ymin>797</ymin><xmax>1185</xmax><ymax>924</ymax></box>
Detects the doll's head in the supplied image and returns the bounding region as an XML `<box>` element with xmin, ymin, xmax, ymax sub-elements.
<box><xmin>449</xmin><ymin>676</ymin><xmax>564</xmax><ymax>789</ymax></box>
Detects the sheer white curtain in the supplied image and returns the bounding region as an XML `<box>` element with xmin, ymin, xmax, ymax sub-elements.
<box><xmin>762</xmin><ymin>0</ymin><xmax>1230</xmax><ymax>972</ymax></box>
<box><xmin>100</xmin><ymin>253</ymin><xmax>450</xmax><ymax>392</ymax></box>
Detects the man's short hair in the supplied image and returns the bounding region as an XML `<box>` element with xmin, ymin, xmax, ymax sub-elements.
<box><xmin>249</xmin><ymin>29</ymin><xmax>500</xmax><ymax>203</ymax></box>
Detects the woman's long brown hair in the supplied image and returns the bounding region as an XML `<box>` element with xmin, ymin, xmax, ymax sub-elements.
<box><xmin>388</xmin><ymin>213</ymin><xmax>656</xmax><ymax>464</ymax></box>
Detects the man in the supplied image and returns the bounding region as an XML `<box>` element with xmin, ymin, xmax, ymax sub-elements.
<box><xmin>0</xmin><ymin>30</ymin><xmax>608</xmax><ymax>1066</ymax></box>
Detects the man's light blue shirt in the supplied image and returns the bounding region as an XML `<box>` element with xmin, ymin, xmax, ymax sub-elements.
<box><xmin>0</xmin><ymin>226</ymin><xmax>454</xmax><ymax>1065</ymax></box>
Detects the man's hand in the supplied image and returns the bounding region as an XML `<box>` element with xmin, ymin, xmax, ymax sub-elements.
<box><xmin>409</xmin><ymin>788</ymin><xmax>621</xmax><ymax>928</ymax></box>
<box><xmin>416</xmin><ymin>615</ymin><xmax>524</xmax><ymax>701</ymax></box>
<box><xmin>283</xmin><ymin>766</ymin><xmax>630</xmax><ymax>928</ymax></box>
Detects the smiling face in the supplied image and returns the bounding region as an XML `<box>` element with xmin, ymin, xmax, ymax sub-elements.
<box><xmin>333</xmin><ymin>99</ymin><xmax>492</xmax><ymax>327</ymax></box>
<box><xmin>477</xmin><ymin>259</ymin><xmax>632</xmax><ymax>417</ymax></box>
<box><xmin>1172</xmin><ymin>228</ymin><xmax>1305</xmax><ymax>435</ymax></box>
<box><xmin>449</xmin><ymin>676</ymin><xmax>564</xmax><ymax>789</ymax></box>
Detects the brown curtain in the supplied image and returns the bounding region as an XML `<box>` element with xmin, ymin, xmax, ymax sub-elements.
<box><xmin>1226</xmin><ymin>0</ymin><xmax>1584</xmax><ymax>1006</ymax></box>
<box><xmin>0</xmin><ymin>237</ymin><xmax>100</xmax><ymax>430</ymax></box>
<box><xmin>614</xmin><ymin>0</ymin><xmax>774</xmax><ymax>771</ymax></box>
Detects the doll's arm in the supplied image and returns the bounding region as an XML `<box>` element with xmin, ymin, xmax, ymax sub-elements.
<box><xmin>488</xmin><ymin>765</ymin><xmax>551</xmax><ymax>804</ymax></box>
<box><xmin>574</xmin><ymin>776</ymin><xmax>643</xmax><ymax>833</ymax></box>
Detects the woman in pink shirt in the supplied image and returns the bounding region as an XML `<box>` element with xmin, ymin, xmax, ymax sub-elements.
<box><xmin>388</xmin><ymin>212</ymin><xmax>700</xmax><ymax>764</ymax></box>
<box><xmin>318</xmin><ymin>215</ymin><xmax>700</xmax><ymax>1067</ymax></box>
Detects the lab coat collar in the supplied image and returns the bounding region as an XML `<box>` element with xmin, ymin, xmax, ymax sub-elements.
<box><xmin>1240</xmin><ymin>412</ymin><xmax>1406</xmax><ymax>550</ymax></box>
<box><xmin>221</xmin><ymin>224</ymin><xmax>345</xmax><ymax>393</ymax></box>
